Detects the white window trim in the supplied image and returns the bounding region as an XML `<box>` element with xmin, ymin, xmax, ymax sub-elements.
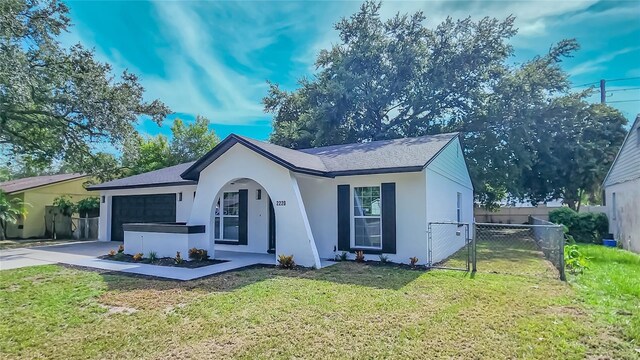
<box><xmin>351</xmin><ymin>185</ymin><xmax>383</xmax><ymax>250</ymax></box>
<box><xmin>456</xmin><ymin>192</ymin><xmax>462</xmax><ymax>223</ymax></box>
<box><xmin>214</xmin><ymin>191</ymin><xmax>240</xmax><ymax>242</ymax></box>
<box><xmin>612</xmin><ymin>192</ymin><xmax>616</xmax><ymax>220</ymax></box>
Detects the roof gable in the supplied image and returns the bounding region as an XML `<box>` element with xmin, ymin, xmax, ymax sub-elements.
<box><xmin>603</xmin><ymin>115</ymin><xmax>640</xmax><ymax>187</ymax></box>
<box><xmin>0</xmin><ymin>173</ymin><xmax>88</xmax><ymax>194</ymax></box>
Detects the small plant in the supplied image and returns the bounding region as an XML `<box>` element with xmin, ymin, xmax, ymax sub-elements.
<box><xmin>117</xmin><ymin>245</ymin><xmax>124</xmax><ymax>254</ymax></box>
<box><xmin>379</xmin><ymin>254</ymin><xmax>389</xmax><ymax>263</ymax></box>
<box><xmin>108</xmin><ymin>249</ymin><xmax>116</xmax><ymax>257</ymax></box>
<box><xmin>147</xmin><ymin>251</ymin><xmax>157</xmax><ymax>262</ymax></box>
<box><xmin>335</xmin><ymin>251</ymin><xmax>348</xmax><ymax>261</ymax></box>
<box><xmin>113</xmin><ymin>252</ymin><xmax>125</xmax><ymax>261</ymax></box>
<box><xmin>277</xmin><ymin>254</ymin><xmax>295</xmax><ymax>269</ymax></box>
<box><xmin>175</xmin><ymin>251</ymin><xmax>184</xmax><ymax>265</ymax></box>
<box><xmin>564</xmin><ymin>244</ymin><xmax>589</xmax><ymax>275</ymax></box>
<box><xmin>355</xmin><ymin>250</ymin><xmax>365</xmax><ymax>263</ymax></box>
<box><xmin>188</xmin><ymin>247</ymin><xmax>209</xmax><ymax>261</ymax></box>
<box><xmin>132</xmin><ymin>253</ymin><xmax>143</xmax><ymax>262</ymax></box>
<box><xmin>409</xmin><ymin>257</ymin><xmax>419</xmax><ymax>267</ymax></box>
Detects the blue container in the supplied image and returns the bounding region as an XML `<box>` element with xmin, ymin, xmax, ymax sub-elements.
<box><xmin>603</xmin><ymin>239</ymin><xmax>617</xmax><ymax>247</ymax></box>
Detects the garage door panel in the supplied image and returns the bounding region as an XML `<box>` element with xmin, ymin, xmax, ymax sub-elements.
<box><xmin>111</xmin><ymin>194</ymin><xmax>176</xmax><ymax>241</ymax></box>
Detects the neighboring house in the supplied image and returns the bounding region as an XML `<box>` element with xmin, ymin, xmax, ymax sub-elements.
<box><xmin>603</xmin><ymin>114</ymin><xmax>640</xmax><ymax>254</ymax></box>
<box><xmin>89</xmin><ymin>133</ymin><xmax>474</xmax><ymax>268</ymax></box>
<box><xmin>0</xmin><ymin>174</ymin><xmax>93</xmax><ymax>239</ymax></box>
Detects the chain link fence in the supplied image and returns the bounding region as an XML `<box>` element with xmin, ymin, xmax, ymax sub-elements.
<box><xmin>472</xmin><ymin>220</ymin><xmax>565</xmax><ymax>280</ymax></box>
<box><xmin>427</xmin><ymin>222</ymin><xmax>472</xmax><ymax>271</ymax></box>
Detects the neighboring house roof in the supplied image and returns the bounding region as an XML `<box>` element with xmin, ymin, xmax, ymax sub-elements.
<box><xmin>182</xmin><ymin>132</ymin><xmax>459</xmax><ymax>180</ymax></box>
<box><xmin>0</xmin><ymin>173</ymin><xmax>87</xmax><ymax>194</ymax></box>
<box><xmin>90</xmin><ymin>132</ymin><xmax>461</xmax><ymax>190</ymax></box>
<box><xmin>603</xmin><ymin>114</ymin><xmax>640</xmax><ymax>187</ymax></box>
<box><xmin>88</xmin><ymin>162</ymin><xmax>197</xmax><ymax>191</ymax></box>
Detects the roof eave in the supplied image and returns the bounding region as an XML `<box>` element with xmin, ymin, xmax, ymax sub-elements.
<box><xmin>87</xmin><ymin>181</ymin><xmax>198</xmax><ymax>191</ymax></box>
<box><xmin>2</xmin><ymin>174</ymin><xmax>89</xmax><ymax>195</ymax></box>
<box><xmin>603</xmin><ymin>114</ymin><xmax>640</xmax><ymax>187</ymax></box>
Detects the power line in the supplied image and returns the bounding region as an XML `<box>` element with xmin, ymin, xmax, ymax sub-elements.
<box><xmin>605</xmin><ymin>76</ymin><xmax>640</xmax><ymax>83</ymax></box>
<box><xmin>607</xmin><ymin>87</ymin><xmax>640</xmax><ymax>93</ymax></box>
<box><xmin>606</xmin><ymin>99</ymin><xmax>640</xmax><ymax>104</ymax></box>
<box><xmin>571</xmin><ymin>77</ymin><xmax>640</xmax><ymax>89</ymax></box>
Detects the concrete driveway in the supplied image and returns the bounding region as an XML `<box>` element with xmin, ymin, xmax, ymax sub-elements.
<box><xmin>0</xmin><ymin>241</ymin><xmax>121</xmax><ymax>271</ymax></box>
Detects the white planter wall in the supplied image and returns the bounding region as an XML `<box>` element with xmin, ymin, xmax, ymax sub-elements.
<box><xmin>124</xmin><ymin>230</ymin><xmax>207</xmax><ymax>258</ymax></box>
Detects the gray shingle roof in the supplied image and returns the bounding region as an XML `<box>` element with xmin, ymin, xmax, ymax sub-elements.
<box><xmin>238</xmin><ymin>136</ymin><xmax>328</xmax><ymax>172</ymax></box>
<box><xmin>0</xmin><ymin>173</ymin><xmax>87</xmax><ymax>194</ymax></box>
<box><xmin>182</xmin><ymin>132</ymin><xmax>459</xmax><ymax>180</ymax></box>
<box><xmin>91</xmin><ymin>132</ymin><xmax>459</xmax><ymax>190</ymax></box>
<box><xmin>300</xmin><ymin>133</ymin><xmax>458</xmax><ymax>173</ymax></box>
<box><xmin>88</xmin><ymin>162</ymin><xmax>197</xmax><ymax>190</ymax></box>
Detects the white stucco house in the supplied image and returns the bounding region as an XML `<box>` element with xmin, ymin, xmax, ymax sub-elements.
<box><xmin>603</xmin><ymin>114</ymin><xmax>640</xmax><ymax>254</ymax></box>
<box><xmin>89</xmin><ymin>132</ymin><xmax>474</xmax><ymax>268</ymax></box>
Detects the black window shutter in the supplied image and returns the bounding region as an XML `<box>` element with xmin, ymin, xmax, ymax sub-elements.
<box><xmin>381</xmin><ymin>182</ymin><xmax>396</xmax><ymax>254</ymax></box>
<box><xmin>337</xmin><ymin>185</ymin><xmax>350</xmax><ymax>251</ymax></box>
<box><xmin>238</xmin><ymin>189</ymin><xmax>248</xmax><ymax>245</ymax></box>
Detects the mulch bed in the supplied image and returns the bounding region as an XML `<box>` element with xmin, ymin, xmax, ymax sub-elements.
<box><xmin>331</xmin><ymin>259</ymin><xmax>430</xmax><ymax>271</ymax></box>
<box><xmin>99</xmin><ymin>253</ymin><xmax>227</xmax><ymax>268</ymax></box>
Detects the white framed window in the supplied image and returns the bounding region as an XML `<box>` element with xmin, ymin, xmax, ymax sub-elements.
<box><xmin>457</xmin><ymin>192</ymin><xmax>462</xmax><ymax>223</ymax></box>
<box><xmin>353</xmin><ymin>186</ymin><xmax>382</xmax><ymax>249</ymax></box>
<box><xmin>214</xmin><ymin>192</ymin><xmax>240</xmax><ymax>241</ymax></box>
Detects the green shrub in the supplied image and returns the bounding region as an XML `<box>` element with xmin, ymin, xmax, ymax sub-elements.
<box><xmin>117</xmin><ymin>245</ymin><xmax>124</xmax><ymax>253</ymax></box>
<box><xmin>335</xmin><ymin>251</ymin><xmax>349</xmax><ymax>261</ymax></box>
<box><xmin>175</xmin><ymin>251</ymin><xmax>183</xmax><ymax>264</ymax></box>
<box><xmin>277</xmin><ymin>254</ymin><xmax>295</xmax><ymax>269</ymax></box>
<box><xmin>147</xmin><ymin>251</ymin><xmax>157</xmax><ymax>262</ymax></box>
<box><xmin>378</xmin><ymin>254</ymin><xmax>389</xmax><ymax>263</ymax></box>
<box><xmin>76</xmin><ymin>197</ymin><xmax>100</xmax><ymax>217</ymax></box>
<box><xmin>564</xmin><ymin>244</ymin><xmax>589</xmax><ymax>274</ymax></box>
<box><xmin>549</xmin><ymin>208</ymin><xmax>608</xmax><ymax>243</ymax></box>
<box><xmin>549</xmin><ymin>207</ymin><xmax>576</xmax><ymax>228</ymax></box>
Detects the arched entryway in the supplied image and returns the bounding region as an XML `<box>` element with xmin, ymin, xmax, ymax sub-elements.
<box><xmin>187</xmin><ymin>143</ymin><xmax>321</xmax><ymax>268</ymax></box>
<box><xmin>209</xmin><ymin>177</ymin><xmax>277</xmax><ymax>255</ymax></box>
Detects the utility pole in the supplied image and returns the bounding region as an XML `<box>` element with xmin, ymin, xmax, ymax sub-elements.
<box><xmin>600</xmin><ymin>79</ymin><xmax>606</xmax><ymax>104</ymax></box>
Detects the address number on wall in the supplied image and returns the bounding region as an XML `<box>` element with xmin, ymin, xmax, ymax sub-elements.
<box><xmin>275</xmin><ymin>200</ymin><xmax>287</xmax><ymax>206</ymax></box>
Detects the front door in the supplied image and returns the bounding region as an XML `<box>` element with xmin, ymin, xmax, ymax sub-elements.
<box><xmin>268</xmin><ymin>199</ymin><xmax>276</xmax><ymax>253</ymax></box>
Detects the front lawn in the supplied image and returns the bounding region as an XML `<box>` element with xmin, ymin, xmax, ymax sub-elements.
<box><xmin>1</xmin><ymin>253</ymin><xmax>638</xmax><ymax>359</ymax></box>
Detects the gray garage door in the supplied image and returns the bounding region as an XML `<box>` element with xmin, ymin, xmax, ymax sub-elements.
<box><xmin>111</xmin><ymin>194</ymin><xmax>176</xmax><ymax>241</ymax></box>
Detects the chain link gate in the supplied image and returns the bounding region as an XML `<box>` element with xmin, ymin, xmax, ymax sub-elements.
<box><xmin>427</xmin><ymin>222</ymin><xmax>473</xmax><ymax>271</ymax></box>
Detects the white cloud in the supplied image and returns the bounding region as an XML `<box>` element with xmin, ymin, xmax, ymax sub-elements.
<box><xmin>569</xmin><ymin>47</ymin><xmax>640</xmax><ymax>76</ymax></box>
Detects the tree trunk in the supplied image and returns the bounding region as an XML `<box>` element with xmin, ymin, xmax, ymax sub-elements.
<box><xmin>576</xmin><ymin>189</ymin><xmax>583</xmax><ymax>213</ymax></box>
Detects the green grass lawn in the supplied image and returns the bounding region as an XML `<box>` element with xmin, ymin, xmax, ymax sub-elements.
<box><xmin>0</xmin><ymin>247</ymin><xmax>638</xmax><ymax>359</ymax></box>
<box><xmin>444</xmin><ymin>227</ymin><xmax>559</xmax><ymax>278</ymax></box>
<box><xmin>569</xmin><ymin>244</ymin><xmax>640</xmax><ymax>346</ymax></box>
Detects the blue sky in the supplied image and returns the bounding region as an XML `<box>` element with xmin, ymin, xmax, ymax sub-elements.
<box><xmin>62</xmin><ymin>0</ymin><xmax>640</xmax><ymax>145</ymax></box>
